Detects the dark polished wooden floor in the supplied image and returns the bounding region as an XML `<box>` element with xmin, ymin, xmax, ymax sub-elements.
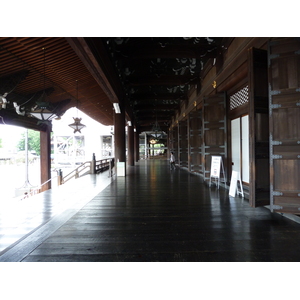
<box><xmin>1</xmin><ymin>158</ymin><xmax>300</xmax><ymax>262</ymax></box>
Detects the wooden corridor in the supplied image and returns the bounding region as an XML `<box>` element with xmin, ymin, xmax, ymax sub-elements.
<box><xmin>1</xmin><ymin>158</ymin><xmax>300</xmax><ymax>262</ymax></box>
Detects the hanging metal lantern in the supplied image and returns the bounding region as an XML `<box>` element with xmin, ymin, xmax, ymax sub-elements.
<box><xmin>68</xmin><ymin>80</ymin><xmax>86</xmax><ymax>133</ymax></box>
<box><xmin>69</xmin><ymin>117</ymin><xmax>86</xmax><ymax>133</ymax></box>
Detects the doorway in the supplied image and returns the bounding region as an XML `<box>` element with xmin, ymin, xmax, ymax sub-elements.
<box><xmin>231</xmin><ymin>115</ymin><xmax>249</xmax><ymax>183</ymax></box>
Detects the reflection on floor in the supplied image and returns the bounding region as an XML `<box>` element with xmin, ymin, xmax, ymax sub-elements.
<box><xmin>1</xmin><ymin>159</ymin><xmax>300</xmax><ymax>262</ymax></box>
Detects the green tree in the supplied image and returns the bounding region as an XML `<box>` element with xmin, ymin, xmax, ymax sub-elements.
<box><xmin>17</xmin><ymin>129</ymin><xmax>40</xmax><ymax>155</ymax></box>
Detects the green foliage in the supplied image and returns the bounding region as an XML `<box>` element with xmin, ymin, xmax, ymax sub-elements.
<box><xmin>17</xmin><ymin>129</ymin><xmax>40</xmax><ymax>155</ymax></box>
<box><xmin>0</xmin><ymin>138</ymin><xmax>2</xmax><ymax>148</ymax></box>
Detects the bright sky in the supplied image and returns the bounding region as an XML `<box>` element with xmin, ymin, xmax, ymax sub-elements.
<box><xmin>0</xmin><ymin>123</ymin><xmax>25</xmax><ymax>150</ymax></box>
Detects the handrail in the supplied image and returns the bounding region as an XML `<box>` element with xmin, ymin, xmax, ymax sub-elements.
<box><xmin>62</xmin><ymin>158</ymin><xmax>114</xmax><ymax>183</ymax></box>
<box><xmin>20</xmin><ymin>176</ymin><xmax>58</xmax><ymax>200</ymax></box>
<box><xmin>62</xmin><ymin>161</ymin><xmax>91</xmax><ymax>184</ymax></box>
<box><xmin>19</xmin><ymin>157</ymin><xmax>115</xmax><ymax>200</ymax></box>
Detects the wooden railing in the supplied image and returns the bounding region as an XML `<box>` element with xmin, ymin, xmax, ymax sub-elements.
<box><xmin>95</xmin><ymin>158</ymin><xmax>114</xmax><ymax>174</ymax></box>
<box><xmin>61</xmin><ymin>157</ymin><xmax>115</xmax><ymax>184</ymax></box>
<box><xmin>20</xmin><ymin>176</ymin><xmax>58</xmax><ymax>200</ymax></box>
<box><xmin>61</xmin><ymin>161</ymin><xmax>92</xmax><ymax>184</ymax></box>
<box><xmin>20</xmin><ymin>157</ymin><xmax>115</xmax><ymax>200</ymax></box>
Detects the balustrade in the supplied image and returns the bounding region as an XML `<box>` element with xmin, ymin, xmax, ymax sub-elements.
<box><xmin>20</xmin><ymin>157</ymin><xmax>115</xmax><ymax>200</ymax></box>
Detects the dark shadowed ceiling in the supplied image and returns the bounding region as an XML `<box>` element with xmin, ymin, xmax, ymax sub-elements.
<box><xmin>0</xmin><ymin>37</ymin><xmax>227</xmax><ymax>133</ymax></box>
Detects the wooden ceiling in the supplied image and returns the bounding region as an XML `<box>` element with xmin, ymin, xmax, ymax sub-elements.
<box><xmin>0</xmin><ymin>37</ymin><xmax>114</xmax><ymax>130</ymax></box>
<box><xmin>0</xmin><ymin>37</ymin><xmax>227</xmax><ymax>133</ymax></box>
<box><xmin>92</xmin><ymin>37</ymin><xmax>226</xmax><ymax>132</ymax></box>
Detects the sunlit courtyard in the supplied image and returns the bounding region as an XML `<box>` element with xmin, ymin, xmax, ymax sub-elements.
<box><xmin>0</xmin><ymin>107</ymin><xmax>113</xmax><ymax>203</ymax></box>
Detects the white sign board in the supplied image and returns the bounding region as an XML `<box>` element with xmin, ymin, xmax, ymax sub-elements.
<box><xmin>210</xmin><ymin>156</ymin><xmax>221</xmax><ymax>178</ymax></box>
<box><xmin>117</xmin><ymin>162</ymin><xmax>126</xmax><ymax>176</ymax></box>
<box><xmin>229</xmin><ymin>170</ymin><xmax>244</xmax><ymax>197</ymax></box>
<box><xmin>229</xmin><ymin>170</ymin><xmax>239</xmax><ymax>197</ymax></box>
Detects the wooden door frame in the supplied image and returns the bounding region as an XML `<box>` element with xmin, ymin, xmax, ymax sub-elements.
<box><xmin>226</xmin><ymin>81</ymin><xmax>248</xmax><ymax>186</ymax></box>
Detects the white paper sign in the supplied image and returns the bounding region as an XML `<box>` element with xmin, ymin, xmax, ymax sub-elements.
<box><xmin>210</xmin><ymin>156</ymin><xmax>221</xmax><ymax>178</ymax></box>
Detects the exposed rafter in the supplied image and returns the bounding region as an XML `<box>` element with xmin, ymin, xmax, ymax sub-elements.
<box><xmin>0</xmin><ymin>37</ymin><xmax>227</xmax><ymax>133</ymax></box>
<box><xmin>101</xmin><ymin>37</ymin><xmax>225</xmax><ymax>131</ymax></box>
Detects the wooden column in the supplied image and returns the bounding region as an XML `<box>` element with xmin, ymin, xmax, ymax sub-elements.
<box><xmin>189</xmin><ymin>109</ymin><xmax>203</xmax><ymax>175</ymax></box>
<box><xmin>169</xmin><ymin>126</ymin><xmax>179</xmax><ymax>162</ymax></box>
<box><xmin>179</xmin><ymin>119</ymin><xmax>188</xmax><ymax>168</ymax></box>
<box><xmin>114</xmin><ymin>109</ymin><xmax>126</xmax><ymax>174</ymax></box>
<box><xmin>248</xmin><ymin>47</ymin><xmax>269</xmax><ymax>208</ymax></box>
<box><xmin>134</xmin><ymin>130</ymin><xmax>140</xmax><ymax>162</ymax></box>
<box><xmin>128</xmin><ymin>124</ymin><xmax>134</xmax><ymax>166</ymax></box>
<box><xmin>40</xmin><ymin>124</ymin><xmax>52</xmax><ymax>192</ymax></box>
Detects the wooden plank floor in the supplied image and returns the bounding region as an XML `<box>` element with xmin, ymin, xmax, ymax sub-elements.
<box><xmin>0</xmin><ymin>171</ymin><xmax>114</xmax><ymax>261</ymax></box>
<box><xmin>2</xmin><ymin>158</ymin><xmax>300</xmax><ymax>262</ymax></box>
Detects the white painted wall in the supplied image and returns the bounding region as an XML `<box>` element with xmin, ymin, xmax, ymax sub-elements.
<box><xmin>52</xmin><ymin>107</ymin><xmax>113</xmax><ymax>162</ymax></box>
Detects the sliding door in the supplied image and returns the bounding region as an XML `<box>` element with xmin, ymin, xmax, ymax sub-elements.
<box><xmin>202</xmin><ymin>93</ymin><xmax>226</xmax><ymax>182</ymax></box>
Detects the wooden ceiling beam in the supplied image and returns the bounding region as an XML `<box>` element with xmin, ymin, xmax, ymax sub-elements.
<box><xmin>127</xmin><ymin>75</ymin><xmax>197</xmax><ymax>86</ymax></box>
<box><xmin>115</xmin><ymin>45</ymin><xmax>219</xmax><ymax>59</ymax></box>
<box><xmin>134</xmin><ymin>104</ymin><xmax>179</xmax><ymax>111</ymax></box>
<box><xmin>0</xmin><ymin>110</ymin><xmax>48</xmax><ymax>131</ymax></box>
<box><xmin>135</xmin><ymin>112</ymin><xmax>174</xmax><ymax>118</ymax></box>
<box><xmin>130</xmin><ymin>93</ymin><xmax>187</xmax><ymax>101</ymax></box>
<box><xmin>66</xmin><ymin>37</ymin><xmax>118</xmax><ymax>103</ymax></box>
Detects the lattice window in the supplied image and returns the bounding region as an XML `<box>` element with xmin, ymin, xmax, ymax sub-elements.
<box><xmin>230</xmin><ymin>86</ymin><xmax>249</xmax><ymax>110</ymax></box>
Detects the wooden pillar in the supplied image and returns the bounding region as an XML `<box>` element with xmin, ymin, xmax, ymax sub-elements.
<box><xmin>148</xmin><ymin>142</ymin><xmax>151</xmax><ymax>157</ymax></box>
<box><xmin>40</xmin><ymin>124</ymin><xmax>51</xmax><ymax>192</ymax></box>
<box><xmin>114</xmin><ymin>109</ymin><xmax>126</xmax><ymax>175</ymax></box>
<box><xmin>144</xmin><ymin>132</ymin><xmax>147</xmax><ymax>158</ymax></box>
<box><xmin>128</xmin><ymin>124</ymin><xmax>134</xmax><ymax>166</ymax></box>
<box><xmin>134</xmin><ymin>130</ymin><xmax>139</xmax><ymax>162</ymax></box>
<box><xmin>187</xmin><ymin>115</ymin><xmax>191</xmax><ymax>172</ymax></box>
